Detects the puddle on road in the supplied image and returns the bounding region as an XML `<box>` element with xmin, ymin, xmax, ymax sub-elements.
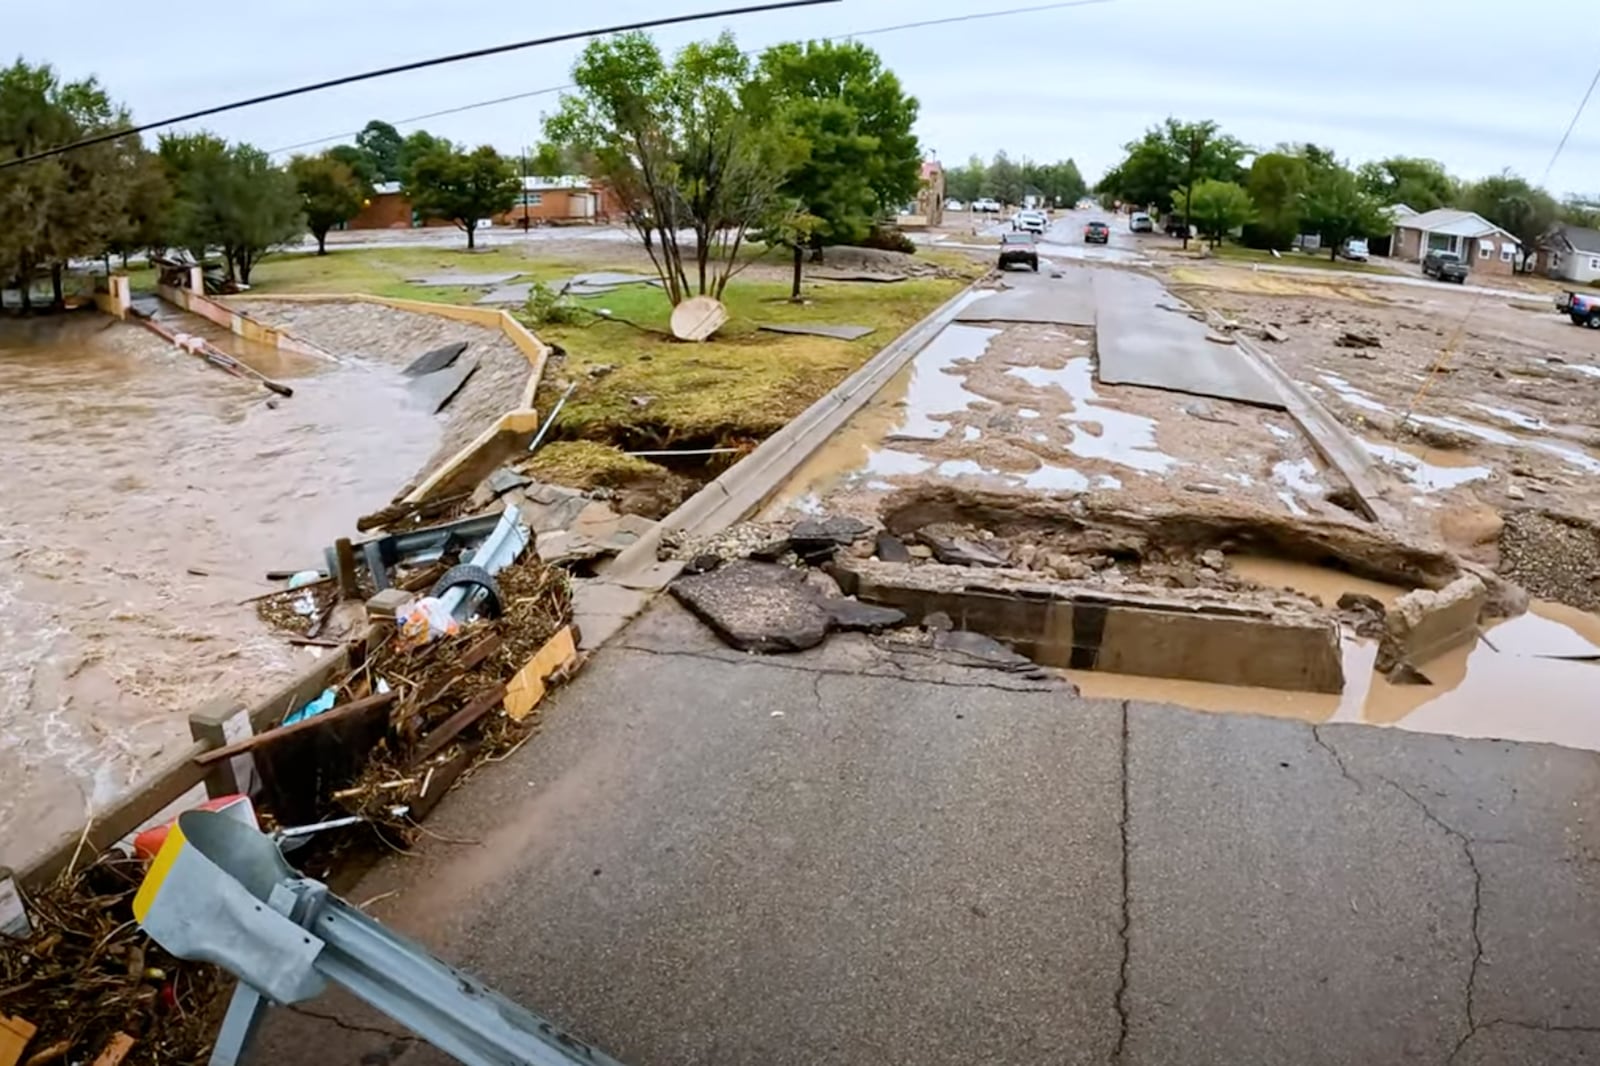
<box><xmin>1069</xmin><ymin>556</ymin><xmax>1600</xmax><ymax>751</ymax></box>
<box><xmin>1006</xmin><ymin>358</ymin><xmax>1179</xmax><ymax>474</ymax></box>
<box><xmin>0</xmin><ymin>313</ymin><xmax>443</xmax><ymax>856</ymax></box>
<box><xmin>884</xmin><ymin>324</ymin><xmax>999</xmax><ymax>442</ymax></box>
<box><xmin>1362</xmin><ymin>438</ymin><xmax>1491</xmax><ymax>492</ymax></box>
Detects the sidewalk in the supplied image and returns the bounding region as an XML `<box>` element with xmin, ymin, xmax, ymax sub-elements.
<box><xmin>248</xmin><ymin>601</ymin><xmax>1600</xmax><ymax>1066</ymax></box>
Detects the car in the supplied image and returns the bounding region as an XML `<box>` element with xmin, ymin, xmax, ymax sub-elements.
<box><xmin>971</xmin><ymin>197</ymin><xmax>1002</xmax><ymax>213</ymax></box>
<box><xmin>1084</xmin><ymin>221</ymin><xmax>1110</xmax><ymax>244</ymax></box>
<box><xmin>998</xmin><ymin>232</ymin><xmax>1039</xmax><ymax>272</ymax></box>
<box><xmin>944</xmin><ymin>198</ymin><xmax>965</xmax><ymax>211</ymax></box>
<box><xmin>1422</xmin><ymin>249</ymin><xmax>1469</xmax><ymax>283</ymax></box>
<box><xmin>1558</xmin><ymin>290</ymin><xmax>1600</xmax><ymax>328</ymax></box>
<box><xmin>1012</xmin><ymin>210</ymin><xmax>1047</xmax><ymax>234</ymax></box>
<box><xmin>1129</xmin><ymin>212</ymin><xmax>1154</xmax><ymax>233</ymax></box>
<box><xmin>1340</xmin><ymin>238</ymin><xmax>1369</xmax><ymax>262</ymax></box>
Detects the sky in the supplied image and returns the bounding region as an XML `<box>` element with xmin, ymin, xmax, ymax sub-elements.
<box><xmin>11</xmin><ymin>0</ymin><xmax>1600</xmax><ymax>197</ymax></box>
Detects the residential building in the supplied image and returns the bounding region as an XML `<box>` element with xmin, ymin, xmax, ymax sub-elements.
<box><xmin>1367</xmin><ymin>203</ymin><xmax>1416</xmax><ymax>257</ymax></box>
<box><xmin>1391</xmin><ymin>208</ymin><xmax>1521</xmax><ymax>276</ymax></box>
<box><xmin>1535</xmin><ymin>223</ymin><xmax>1600</xmax><ymax>284</ymax></box>
<box><xmin>497</xmin><ymin>176</ymin><xmax>616</xmax><ymax>227</ymax></box>
<box><xmin>348</xmin><ymin>182</ymin><xmax>416</xmax><ymax>229</ymax></box>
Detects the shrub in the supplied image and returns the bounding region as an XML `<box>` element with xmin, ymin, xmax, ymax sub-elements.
<box><xmin>858</xmin><ymin>227</ymin><xmax>917</xmax><ymax>255</ymax></box>
<box><xmin>522</xmin><ymin>280</ymin><xmax>583</xmax><ymax>326</ymax></box>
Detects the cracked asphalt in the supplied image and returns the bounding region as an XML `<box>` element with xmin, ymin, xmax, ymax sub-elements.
<box><xmin>248</xmin><ymin>601</ymin><xmax>1600</xmax><ymax>1066</ymax></box>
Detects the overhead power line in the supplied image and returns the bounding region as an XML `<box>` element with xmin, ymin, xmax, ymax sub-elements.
<box><xmin>269</xmin><ymin>0</ymin><xmax>1117</xmax><ymax>157</ymax></box>
<box><xmin>1542</xmin><ymin>60</ymin><xmax>1600</xmax><ymax>187</ymax></box>
<box><xmin>0</xmin><ymin>0</ymin><xmax>839</xmax><ymax>171</ymax></box>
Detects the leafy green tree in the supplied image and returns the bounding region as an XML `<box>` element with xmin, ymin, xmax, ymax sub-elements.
<box><xmin>1097</xmin><ymin>118</ymin><xmax>1246</xmax><ymax>231</ymax></box>
<box><xmin>987</xmin><ymin>151</ymin><xmax>1024</xmax><ymax>205</ymax></box>
<box><xmin>1174</xmin><ymin>180</ymin><xmax>1254</xmax><ymax>246</ymax></box>
<box><xmin>753</xmin><ymin>39</ymin><xmax>921</xmax><ymax>296</ymax></box>
<box><xmin>105</xmin><ymin>148</ymin><xmax>172</xmax><ymax>267</ymax></box>
<box><xmin>403</xmin><ymin>144</ymin><xmax>517</xmax><ymax>250</ymax></box>
<box><xmin>1356</xmin><ymin>156</ymin><xmax>1457</xmax><ymax>211</ymax></box>
<box><xmin>529</xmin><ymin>141</ymin><xmax>578</xmax><ymax>176</ymax></box>
<box><xmin>327</xmin><ymin>143</ymin><xmax>378</xmax><ymax>190</ymax></box>
<box><xmin>289</xmin><ymin>152</ymin><xmax>365</xmax><ymax>255</ymax></box>
<box><xmin>1461</xmin><ymin>171</ymin><xmax>1557</xmax><ymax>272</ymax></box>
<box><xmin>1301</xmin><ymin>166</ymin><xmax>1388</xmax><ymax>260</ymax></box>
<box><xmin>547</xmin><ymin>31</ymin><xmax>793</xmax><ymax>304</ymax></box>
<box><xmin>356</xmin><ymin>120</ymin><xmax>404</xmax><ymax>182</ymax></box>
<box><xmin>161</xmin><ymin>134</ymin><xmax>303</xmax><ymax>283</ymax></box>
<box><xmin>397</xmin><ymin>130</ymin><xmax>449</xmax><ymax>185</ymax></box>
<box><xmin>945</xmin><ymin>154</ymin><xmax>986</xmax><ymax>203</ymax></box>
<box><xmin>1243</xmin><ymin>151</ymin><xmax>1309</xmax><ymax>248</ymax></box>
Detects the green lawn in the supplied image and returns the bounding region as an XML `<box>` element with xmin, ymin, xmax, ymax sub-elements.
<box><xmin>1201</xmin><ymin>243</ymin><xmax>1397</xmax><ymax>274</ymax></box>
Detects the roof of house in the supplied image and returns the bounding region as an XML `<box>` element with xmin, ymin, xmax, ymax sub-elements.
<box><xmin>1387</xmin><ymin>203</ymin><xmax>1417</xmax><ymax>219</ymax></box>
<box><xmin>523</xmin><ymin>175</ymin><xmax>594</xmax><ymax>191</ymax></box>
<box><xmin>373</xmin><ymin>181</ymin><xmax>403</xmax><ymax>196</ymax></box>
<box><xmin>1396</xmin><ymin>208</ymin><xmax>1516</xmax><ymax>242</ymax></box>
<box><xmin>921</xmin><ymin>160</ymin><xmax>942</xmax><ymax>178</ymax></box>
<box><xmin>1547</xmin><ymin>223</ymin><xmax>1600</xmax><ymax>254</ymax></box>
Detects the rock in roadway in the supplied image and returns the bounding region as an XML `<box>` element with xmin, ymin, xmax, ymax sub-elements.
<box><xmin>671</xmin><ymin>560</ymin><xmax>831</xmax><ymax>653</ymax></box>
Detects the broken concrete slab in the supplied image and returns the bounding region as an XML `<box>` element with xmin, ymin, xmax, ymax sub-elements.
<box><xmin>790</xmin><ymin>516</ymin><xmax>873</xmax><ymax>561</ymax></box>
<box><xmin>408</xmin><ymin>272</ymin><xmax>520</xmax><ymax>287</ymax></box>
<box><xmin>407</xmin><ymin>354</ymin><xmax>480</xmax><ymax>414</ymax></box>
<box><xmin>556</xmin><ymin>271</ymin><xmax>664</xmax><ymax>295</ymax></box>
<box><xmin>757</xmin><ymin>323</ymin><xmax>877</xmax><ymax>341</ymax></box>
<box><xmin>808</xmin><ymin>270</ymin><xmax>908</xmax><ymax>283</ymax></box>
<box><xmin>486</xmin><ymin>467</ymin><xmax>531</xmax><ymax>497</ymax></box>
<box><xmin>956</xmin><ymin>274</ymin><xmax>1096</xmax><ymax>327</ymax></box>
<box><xmin>821</xmin><ymin>598</ymin><xmax>906</xmax><ymax>633</ymax></box>
<box><xmin>919</xmin><ymin>533</ymin><xmax>1008</xmax><ymax>568</ymax></box>
<box><xmin>570</xmin><ymin>579</ymin><xmax>651</xmax><ymax>651</ymax></box>
<box><xmin>875</xmin><ymin>532</ymin><xmax>912</xmax><ymax>563</ymax></box>
<box><xmin>477</xmin><ymin>283</ymin><xmax>533</xmax><ymax>306</ymax></box>
<box><xmin>671</xmin><ymin>560</ymin><xmax>832</xmax><ymax>653</ymax></box>
<box><xmin>402</xmin><ymin>341</ymin><xmax>468</xmax><ymax>377</ymax></box>
<box><xmin>836</xmin><ymin>558</ymin><xmax>1345</xmax><ymax>692</ymax></box>
<box><xmin>1376</xmin><ymin>574</ymin><xmax>1487</xmax><ymax>672</ymax></box>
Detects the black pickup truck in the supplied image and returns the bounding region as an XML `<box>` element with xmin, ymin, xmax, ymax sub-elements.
<box><xmin>1422</xmin><ymin>249</ymin><xmax>1469</xmax><ymax>283</ymax></box>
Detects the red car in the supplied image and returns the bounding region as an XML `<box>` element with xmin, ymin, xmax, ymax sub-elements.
<box><xmin>1084</xmin><ymin>221</ymin><xmax>1110</xmax><ymax>245</ymax></box>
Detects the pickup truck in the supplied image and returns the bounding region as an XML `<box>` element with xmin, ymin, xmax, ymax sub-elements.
<box><xmin>1422</xmin><ymin>249</ymin><xmax>1469</xmax><ymax>283</ymax></box>
<box><xmin>1556</xmin><ymin>290</ymin><xmax>1600</xmax><ymax>328</ymax></box>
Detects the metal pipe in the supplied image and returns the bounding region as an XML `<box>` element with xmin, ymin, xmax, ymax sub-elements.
<box><xmin>527</xmin><ymin>381</ymin><xmax>577</xmax><ymax>453</ymax></box>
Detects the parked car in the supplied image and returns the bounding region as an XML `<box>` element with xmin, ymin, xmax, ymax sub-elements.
<box><xmin>972</xmin><ymin>197</ymin><xmax>1002</xmax><ymax>213</ymax></box>
<box><xmin>944</xmin><ymin>198</ymin><xmax>965</xmax><ymax>211</ymax></box>
<box><xmin>1084</xmin><ymin>221</ymin><xmax>1110</xmax><ymax>244</ymax></box>
<box><xmin>1422</xmin><ymin>249</ymin><xmax>1469</xmax><ymax>283</ymax></box>
<box><xmin>998</xmin><ymin>232</ymin><xmax>1039</xmax><ymax>272</ymax></box>
<box><xmin>1557</xmin><ymin>290</ymin><xmax>1600</xmax><ymax>327</ymax></box>
<box><xmin>1129</xmin><ymin>212</ymin><xmax>1154</xmax><ymax>233</ymax></box>
<box><xmin>1340</xmin><ymin>238</ymin><xmax>1369</xmax><ymax>262</ymax></box>
<box><xmin>1012</xmin><ymin>210</ymin><xmax>1047</xmax><ymax>234</ymax></box>
<box><xmin>1162</xmin><ymin>214</ymin><xmax>1192</xmax><ymax>238</ymax></box>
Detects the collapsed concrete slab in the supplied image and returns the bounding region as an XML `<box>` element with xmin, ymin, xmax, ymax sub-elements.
<box><xmin>1377</xmin><ymin>575</ymin><xmax>1487</xmax><ymax>673</ymax></box>
<box><xmin>836</xmin><ymin>558</ymin><xmax>1345</xmax><ymax>693</ymax></box>
<box><xmin>672</xmin><ymin>561</ymin><xmax>832</xmax><ymax>653</ymax></box>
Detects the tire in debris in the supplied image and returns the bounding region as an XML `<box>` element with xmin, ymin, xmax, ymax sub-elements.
<box><xmin>429</xmin><ymin>563</ymin><xmax>505</xmax><ymax>618</ymax></box>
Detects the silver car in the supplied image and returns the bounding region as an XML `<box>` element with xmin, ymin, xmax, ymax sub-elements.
<box><xmin>1013</xmin><ymin>210</ymin><xmax>1047</xmax><ymax>234</ymax></box>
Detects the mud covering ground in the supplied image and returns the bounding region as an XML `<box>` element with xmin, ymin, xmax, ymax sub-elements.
<box><xmin>0</xmin><ymin>314</ymin><xmax>441</xmax><ymax>863</ymax></box>
<box><xmin>234</xmin><ymin>299</ymin><xmax>535</xmax><ymax>477</ymax></box>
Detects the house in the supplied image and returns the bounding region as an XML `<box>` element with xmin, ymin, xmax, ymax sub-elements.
<box><xmin>348</xmin><ymin>182</ymin><xmax>417</xmax><ymax>229</ymax></box>
<box><xmin>1535</xmin><ymin>223</ymin><xmax>1600</xmax><ymax>284</ymax></box>
<box><xmin>1391</xmin><ymin>208</ymin><xmax>1521</xmax><ymax>276</ymax></box>
<box><xmin>1366</xmin><ymin>203</ymin><xmax>1416</xmax><ymax>257</ymax></box>
<box><xmin>497</xmin><ymin>176</ymin><xmax>615</xmax><ymax>227</ymax></box>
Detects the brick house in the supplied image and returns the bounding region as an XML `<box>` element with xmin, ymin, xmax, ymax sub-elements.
<box><xmin>1391</xmin><ymin>208</ymin><xmax>1521</xmax><ymax>276</ymax></box>
<box><xmin>346</xmin><ymin>176</ymin><xmax>615</xmax><ymax>230</ymax></box>
<box><xmin>1534</xmin><ymin>224</ymin><xmax>1600</xmax><ymax>284</ymax></box>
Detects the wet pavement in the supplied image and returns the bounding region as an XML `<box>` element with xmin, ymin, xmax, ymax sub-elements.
<box><xmin>248</xmin><ymin>599</ymin><xmax>1600</xmax><ymax>1066</ymax></box>
<box><xmin>0</xmin><ymin>313</ymin><xmax>441</xmax><ymax>862</ymax></box>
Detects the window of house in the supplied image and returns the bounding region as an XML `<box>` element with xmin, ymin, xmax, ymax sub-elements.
<box><xmin>1589</xmin><ymin>256</ymin><xmax>1600</xmax><ymax>270</ymax></box>
<box><xmin>519</xmin><ymin>192</ymin><xmax>543</xmax><ymax>207</ymax></box>
<box><xmin>1427</xmin><ymin>232</ymin><xmax>1453</xmax><ymax>251</ymax></box>
<box><xmin>1479</xmin><ymin>242</ymin><xmax>1493</xmax><ymax>258</ymax></box>
<box><xmin>1500</xmin><ymin>245</ymin><xmax>1515</xmax><ymax>262</ymax></box>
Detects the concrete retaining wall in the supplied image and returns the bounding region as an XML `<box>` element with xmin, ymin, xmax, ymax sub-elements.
<box><xmin>157</xmin><ymin>284</ymin><xmax>330</xmax><ymax>361</ymax></box>
<box><xmin>92</xmin><ymin>274</ymin><xmax>131</xmax><ymax>319</ymax></box>
<box><xmin>1377</xmin><ymin>574</ymin><xmax>1487</xmax><ymax>672</ymax></box>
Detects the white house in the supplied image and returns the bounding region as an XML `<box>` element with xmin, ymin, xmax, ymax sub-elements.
<box><xmin>1536</xmin><ymin>224</ymin><xmax>1600</xmax><ymax>284</ymax></box>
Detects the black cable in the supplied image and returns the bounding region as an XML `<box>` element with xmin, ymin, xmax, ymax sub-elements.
<box><xmin>0</xmin><ymin>0</ymin><xmax>840</xmax><ymax>171</ymax></box>
<box><xmin>269</xmin><ymin>0</ymin><xmax>1117</xmax><ymax>157</ymax></box>
<box><xmin>1543</xmin><ymin>60</ymin><xmax>1600</xmax><ymax>187</ymax></box>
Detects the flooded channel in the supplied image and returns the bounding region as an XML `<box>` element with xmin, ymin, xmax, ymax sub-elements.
<box><xmin>0</xmin><ymin>312</ymin><xmax>442</xmax><ymax>860</ymax></box>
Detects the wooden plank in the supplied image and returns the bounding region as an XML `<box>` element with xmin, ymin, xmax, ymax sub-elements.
<box><xmin>504</xmin><ymin>626</ymin><xmax>578</xmax><ymax>722</ymax></box>
<box><xmin>410</xmin><ymin>683</ymin><xmax>507</xmax><ymax>767</ymax></box>
<box><xmin>0</xmin><ymin>1014</ymin><xmax>35</xmax><ymax>1066</ymax></box>
<box><xmin>333</xmin><ymin>538</ymin><xmax>360</xmax><ymax>599</ymax></box>
<box><xmin>196</xmin><ymin>692</ymin><xmax>397</xmax><ymax>765</ymax></box>
<box><xmin>91</xmin><ymin>1033</ymin><xmax>135</xmax><ymax>1066</ymax></box>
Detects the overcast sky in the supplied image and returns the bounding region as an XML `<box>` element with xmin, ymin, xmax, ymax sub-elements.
<box><xmin>11</xmin><ymin>0</ymin><xmax>1600</xmax><ymax>196</ymax></box>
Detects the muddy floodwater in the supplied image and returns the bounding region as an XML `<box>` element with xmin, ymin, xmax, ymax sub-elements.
<box><xmin>0</xmin><ymin>314</ymin><xmax>442</xmax><ymax>862</ymax></box>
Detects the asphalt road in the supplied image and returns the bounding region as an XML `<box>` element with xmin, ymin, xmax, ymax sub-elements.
<box><xmin>248</xmin><ymin>602</ymin><xmax>1600</xmax><ymax>1066</ymax></box>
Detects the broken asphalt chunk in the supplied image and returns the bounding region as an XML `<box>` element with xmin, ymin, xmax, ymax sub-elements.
<box><xmin>919</xmin><ymin>532</ymin><xmax>1007</xmax><ymax>568</ymax></box>
<box><xmin>821</xmin><ymin>598</ymin><xmax>906</xmax><ymax>633</ymax></box>
<box><xmin>875</xmin><ymin>532</ymin><xmax>912</xmax><ymax>563</ymax></box>
<box><xmin>671</xmin><ymin>560</ymin><xmax>831</xmax><ymax>653</ymax></box>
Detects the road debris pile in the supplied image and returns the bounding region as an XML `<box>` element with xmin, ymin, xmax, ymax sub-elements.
<box><xmin>1</xmin><ymin>854</ymin><xmax>226</xmax><ymax>1066</ymax></box>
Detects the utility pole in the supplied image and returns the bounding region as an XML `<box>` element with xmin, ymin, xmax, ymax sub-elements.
<box><xmin>520</xmin><ymin>147</ymin><xmax>530</xmax><ymax>234</ymax></box>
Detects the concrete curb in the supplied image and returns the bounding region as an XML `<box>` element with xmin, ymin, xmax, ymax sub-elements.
<box><xmin>606</xmin><ymin>281</ymin><xmax>985</xmax><ymax>585</ymax></box>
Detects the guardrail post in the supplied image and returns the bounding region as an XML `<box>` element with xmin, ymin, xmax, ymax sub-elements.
<box><xmin>189</xmin><ymin>699</ymin><xmax>256</xmax><ymax>799</ymax></box>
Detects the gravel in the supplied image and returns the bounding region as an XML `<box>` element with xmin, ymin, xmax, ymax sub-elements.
<box><xmin>1498</xmin><ymin>510</ymin><xmax>1600</xmax><ymax>611</ymax></box>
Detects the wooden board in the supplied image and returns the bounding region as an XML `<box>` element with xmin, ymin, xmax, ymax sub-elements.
<box><xmin>504</xmin><ymin>625</ymin><xmax>578</xmax><ymax>722</ymax></box>
<box><xmin>0</xmin><ymin>1014</ymin><xmax>35</xmax><ymax>1066</ymax></box>
<box><xmin>92</xmin><ymin>1033</ymin><xmax>135</xmax><ymax>1066</ymax></box>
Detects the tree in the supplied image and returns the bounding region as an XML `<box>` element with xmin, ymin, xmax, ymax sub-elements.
<box><xmin>529</xmin><ymin>141</ymin><xmax>578</xmax><ymax>176</ymax></box>
<box><xmin>289</xmin><ymin>152</ymin><xmax>365</xmax><ymax>254</ymax></box>
<box><xmin>356</xmin><ymin>120</ymin><xmax>404</xmax><ymax>182</ymax></box>
<box><xmin>1356</xmin><ymin>157</ymin><xmax>1457</xmax><ymax>211</ymax></box>
<box><xmin>1301</xmin><ymin>166</ymin><xmax>1388</xmax><ymax>260</ymax></box>
<box><xmin>396</xmin><ymin>130</ymin><xmax>449</xmax><ymax>185</ymax></box>
<box><xmin>1462</xmin><ymin>171</ymin><xmax>1557</xmax><ymax>272</ymax></box>
<box><xmin>327</xmin><ymin>143</ymin><xmax>378</xmax><ymax>190</ymax></box>
<box><xmin>1097</xmin><ymin>118</ymin><xmax>1246</xmax><ymax>225</ymax></box>
<box><xmin>987</xmin><ymin>151</ymin><xmax>1024</xmax><ymax>205</ymax></box>
<box><xmin>546</xmin><ymin>31</ymin><xmax>792</xmax><ymax>304</ymax></box>
<box><xmin>1169</xmin><ymin>119</ymin><xmax>1249</xmax><ymax>248</ymax></box>
<box><xmin>105</xmin><ymin>148</ymin><xmax>172</xmax><ymax>267</ymax></box>
<box><xmin>945</xmin><ymin>154</ymin><xmax>986</xmax><ymax>203</ymax></box>
<box><xmin>1174</xmin><ymin>180</ymin><xmax>1254</xmax><ymax>246</ymax></box>
<box><xmin>403</xmin><ymin>144</ymin><xmax>518</xmax><ymax>250</ymax></box>
<box><xmin>1561</xmin><ymin>195</ymin><xmax>1600</xmax><ymax>229</ymax></box>
<box><xmin>754</xmin><ymin>38</ymin><xmax>921</xmax><ymax>297</ymax></box>
<box><xmin>161</xmin><ymin>134</ymin><xmax>303</xmax><ymax>283</ymax></box>
<box><xmin>1243</xmin><ymin>151</ymin><xmax>1309</xmax><ymax>248</ymax></box>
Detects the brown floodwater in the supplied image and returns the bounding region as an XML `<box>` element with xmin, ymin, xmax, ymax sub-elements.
<box><xmin>1072</xmin><ymin>556</ymin><xmax>1600</xmax><ymax>751</ymax></box>
<box><xmin>0</xmin><ymin>312</ymin><xmax>442</xmax><ymax>863</ymax></box>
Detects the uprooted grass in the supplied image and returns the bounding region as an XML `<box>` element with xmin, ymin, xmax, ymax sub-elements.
<box><xmin>533</xmin><ymin>271</ymin><xmax>971</xmax><ymax>447</ymax></box>
<box><xmin>523</xmin><ymin>440</ymin><xmax>666</xmax><ymax>488</ymax></box>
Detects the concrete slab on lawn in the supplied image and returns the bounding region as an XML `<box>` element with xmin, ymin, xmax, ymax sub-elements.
<box><xmin>956</xmin><ymin>271</ymin><xmax>1095</xmax><ymax>327</ymax></box>
<box><xmin>758</xmin><ymin>323</ymin><xmax>877</xmax><ymax>341</ymax></box>
<box><xmin>409</xmin><ymin>272</ymin><xmax>520</xmax><ymax>287</ymax></box>
<box><xmin>1093</xmin><ymin>270</ymin><xmax>1284</xmax><ymax>407</ymax></box>
<box><xmin>476</xmin><ymin>283</ymin><xmax>533</xmax><ymax>305</ymax></box>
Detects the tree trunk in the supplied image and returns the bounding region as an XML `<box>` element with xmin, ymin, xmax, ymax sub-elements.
<box><xmin>465</xmin><ymin>220</ymin><xmax>476</xmax><ymax>251</ymax></box>
<box><xmin>1329</xmin><ymin>243</ymin><xmax>1338</xmax><ymax>261</ymax></box>
<box><xmin>791</xmin><ymin>244</ymin><xmax>804</xmax><ymax>301</ymax></box>
<box><xmin>51</xmin><ymin>264</ymin><xmax>64</xmax><ymax>309</ymax></box>
<box><xmin>315</xmin><ymin>229</ymin><xmax>328</xmax><ymax>256</ymax></box>
<box><xmin>238</xmin><ymin>254</ymin><xmax>253</xmax><ymax>286</ymax></box>
<box><xmin>20</xmin><ymin>278</ymin><xmax>31</xmax><ymax>314</ymax></box>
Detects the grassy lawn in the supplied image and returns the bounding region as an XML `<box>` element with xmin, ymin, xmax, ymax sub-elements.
<box><xmin>236</xmin><ymin>245</ymin><xmax>626</xmax><ymax>303</ymax></box>
<box><xmin>1200</xmin><ymin>243</ymin><xmax>1397</xmax><ymax>274</ymax></box>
